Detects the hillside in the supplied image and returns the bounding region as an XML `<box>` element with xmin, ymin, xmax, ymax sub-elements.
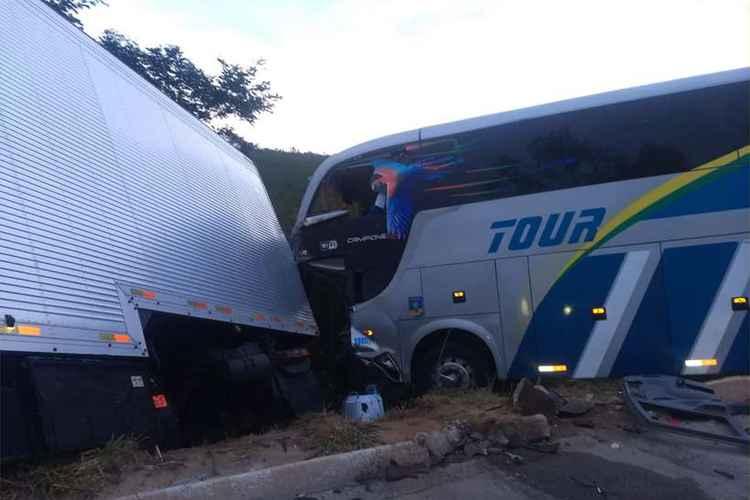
<box><xmin>247</xmin><ymin>148</ymin><xmax>328</xmax><ymax>234</ymax></box>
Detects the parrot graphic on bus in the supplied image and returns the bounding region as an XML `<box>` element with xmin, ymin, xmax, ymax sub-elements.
<box><xmin>370</xmin><ymin>154</ymin><xmax>462</xmax><ymax>239</ymax></box>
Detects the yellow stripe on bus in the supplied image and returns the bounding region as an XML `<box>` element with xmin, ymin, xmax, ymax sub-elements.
<box><xmin>557</xmin><ymin>146</ymin><xmax>746</xmax><ymax>279</ymax></box>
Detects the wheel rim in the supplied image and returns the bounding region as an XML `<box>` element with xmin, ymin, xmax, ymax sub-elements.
<box><xmin>433</xmin><ymin>356</ymin><xmax>474</xmax><ymax>389</ymax></box>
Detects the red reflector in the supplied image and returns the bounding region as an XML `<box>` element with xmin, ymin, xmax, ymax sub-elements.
<box><xmin>132</xmin><ymin>288</ymin><xmax>157</xmax><ymax>300</ymax></box>
<box><xmin>188</xmin><ymin>300</ymin><xmax>208</xmax><ymax>310</ymax></box>
<box><xmin>255</xmin><ymin>313</ymin><xmax>266</xmax><ymax>321</ymax></box>
<box><xmin>152</xmin><ymin>394</ymin><xmax>168</xmax><ymax>409</ymax></box>
<box><xmin>215</xmin><ymin>306</ymin><xmax>232</xmax><ymax>315</ymax></box>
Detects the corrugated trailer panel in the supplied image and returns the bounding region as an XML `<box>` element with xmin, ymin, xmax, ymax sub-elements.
<box><xmin>0</xmin><ymin>0</ymin><xmax>316</xmax><ymax>357</ymax></box>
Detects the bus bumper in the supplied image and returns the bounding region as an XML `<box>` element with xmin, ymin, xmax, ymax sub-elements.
<box><xmin>350</xmin><ymin>326</ymin><xmax>403</xmax><ymax>383</ymax></box>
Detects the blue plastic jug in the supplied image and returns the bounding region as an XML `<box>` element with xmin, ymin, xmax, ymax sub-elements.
<box><xmin>342</xmin><ymin>385</ymin><xmax>384</xmax><ymax>422</ymax></box>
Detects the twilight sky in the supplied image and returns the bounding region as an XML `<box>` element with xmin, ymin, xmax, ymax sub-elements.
<box><xmin>81</xmin><ymin>0</ymin><xmax>750</xmax><ymax>154</ymax></box>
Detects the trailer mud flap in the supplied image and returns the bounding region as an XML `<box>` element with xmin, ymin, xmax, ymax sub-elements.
<box><xmin>272</xmin><ymin>360</ymin><xmax>323</xmax><ymax>416</ymax></box>
<box><xmin>28</xmin><ymin>357</ymin><xmax>159</xmax><ymax>453</ymax></box>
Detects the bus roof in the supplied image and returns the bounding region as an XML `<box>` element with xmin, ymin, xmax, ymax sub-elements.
<box><xmin>295</xmin><ymin>67</ymin><xmax>750</xmax><ymax>232</ymax></box>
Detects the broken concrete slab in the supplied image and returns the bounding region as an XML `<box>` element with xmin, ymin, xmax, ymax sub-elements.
<box><xmin>512</xmin><ymin>378</ymin><xmax>560</xmax><ymax>417</ymax></box>
<box><xmin>488</xmin><ymin>430</ymin><xmax>509</xmax><ymax>447</ymax></box>
<box><xmin>415</xmin><ymin>423</ymin><xmax>468</xmax><ymax>463</ymax></box>
<box><xmin>558</xmin><ymin>398</ymin><xmax>595</xmax><ymax>417</ymax></box>
<box><xmin>116</xmin><ymin>441</ymin><xmax>430</xmax><ymax>500</ymax></box>
<box><xmin>706</xmin><ymin>376</ymin><xmax>750</xmax><ymax>404</ymax></box>
<box><xmin>463</xmin><ymin>440</ymin><xmax>491</xmax><ymax>458</ymax></box>
<box><xmin>500</xmin><ymin>414</ymin><xmax>551</xmax><ymax>443</ymax></box>
<box><xmin>473</xmin><ymin>414</ymin><xmax>551</xmax><ymax>445</ymax></box>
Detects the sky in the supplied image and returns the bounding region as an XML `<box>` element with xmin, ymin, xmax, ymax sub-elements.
<box><xmin>80</xmin><ymin>0</ymin><xmax>750</xmax><ymax>154</ymax></box>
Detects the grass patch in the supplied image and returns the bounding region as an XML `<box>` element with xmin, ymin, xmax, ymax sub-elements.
<box><xmin>295</xmin><ymin>412</ymin><xmax>381</xmax><ymax>456</ymax></box>
<box><xmin>0</xmin><ymin>436</ymin><xmax>150</xmax><ymax>500</ymax></box>
<box><xmin>548</xmin><ymin>378</ymin><xmax>622</xmax><ymax>402</ymax></box>
<box><xmin>383</xmin><ymin>387</ymin><xmax>508</xmax><ymax>422</ymax></box>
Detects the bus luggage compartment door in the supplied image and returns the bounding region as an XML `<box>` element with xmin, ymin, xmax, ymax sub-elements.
<box><xmin>662</xmin><ymin>238</ymin><xmax>750</xmax><ymax>376</ymax></box>
<box><xmin>420</xmin><ymin>261</ymin><xmax>499</xmax><ymax>318</ymax></box>
<box><xmin>511</xmin><ymin>244</ymin><xmax>665</xmax><ymax>379</ymax></box>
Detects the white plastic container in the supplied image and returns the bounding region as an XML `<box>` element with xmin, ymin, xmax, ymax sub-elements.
<box><xmin>342</xmin><ymin>385</ymin><xmax>384</xmax><ymax>422</ymax></box>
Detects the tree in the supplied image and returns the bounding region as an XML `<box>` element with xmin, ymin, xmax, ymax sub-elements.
<box><xmin>43</xmin><ymin>1</ymin><xmax>280</xmax><ymax>145</ymax></box>
<box><xmin>100</xmin><ymin>31</ymin><xmax>280</xmax><ymax>136</ymax></box>
<box><xmin>42</xmin><ymin>0</ymin><xmax>106</xmax><ymax>29</ymax></box>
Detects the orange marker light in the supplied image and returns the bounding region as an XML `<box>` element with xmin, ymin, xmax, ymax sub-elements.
<box><xmin>17</xmin><ymin>325</ymin><xmax>41</xmax><ymax>336</ymax></box>
<box><xmin>132</xmin><ymin>288</ymin><xmax>157</xmax><ymax>300</ymax></box>
<box><xmin>591</xmin><ymin>307</ymin><xmax>607</xmax><ymax>319</ymax></box>
<box><xmin>684</xmin><ymin>358</ymin><xmax>718</xmax><ymax>367</ymax></box>
<box><xmin>538</xmin><ymin>364</ymin><xmax>568</xmax><ymax>373</ymax></box>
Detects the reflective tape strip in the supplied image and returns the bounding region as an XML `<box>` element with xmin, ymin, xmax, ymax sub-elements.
<box><xmin>99</xmin><ymin>333</ymin><xmax>132</xmax><ymax>343</ymax></box>
<box><xmin>132</xmin><ymin>288</ymin><xmax>157</xmax><ymax>300</ymax></box>
<box><xmin>17</xmin><ymin>325</ymin><xmax>41</xmax><ymax>336</ymax></box>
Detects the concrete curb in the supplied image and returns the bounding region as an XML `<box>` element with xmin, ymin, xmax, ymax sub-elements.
<box><xmin>117</xmin><ymin>441</ymin><xmax>429</xmax><ymax>500</ymax></box>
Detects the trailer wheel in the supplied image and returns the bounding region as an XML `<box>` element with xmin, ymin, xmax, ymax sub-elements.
<box><xmin>414</xmin><ymin>340</ymin><xmax>493</xmax><ymax>393</ymax></box>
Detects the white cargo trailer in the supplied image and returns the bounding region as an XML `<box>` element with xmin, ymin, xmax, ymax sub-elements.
<box><xmin>0</xmin><ymin>0</ymin><xmax>319</xmax><ymax>460</ymax></box>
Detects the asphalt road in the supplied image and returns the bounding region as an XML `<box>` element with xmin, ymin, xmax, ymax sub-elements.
<box><xmin>311</xmin><ymin>428</ymin><xmax>750</xmax><ymax>500</ymax></box>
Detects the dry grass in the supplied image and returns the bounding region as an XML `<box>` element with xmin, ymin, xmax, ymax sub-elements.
<box><xmin>383</xmin><ymin>387</ymin><xmax>509</xmax><ymax>423</ymax></box>
<box><xmin>549</xmin><ymin>378</ymin><xmax>622</xmax><ymax>402</ymax></box>
<box><xmin>0</xmin><ymin>436</ymin><xmax>151</xmax><ymax>500</ymax></box>
<box><xmin>294</xmin><ymin>412</ymin><xmax>382</xmax><ymax>456</ymax></box>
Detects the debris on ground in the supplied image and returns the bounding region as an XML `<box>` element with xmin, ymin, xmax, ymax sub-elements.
<box><xmin>384</xmin><ymin>459</ymin><xmax>427</xmax><ymax>482</ymax></box>
<box><xmin>713</xmin><ymin>468</ymin><xmax>735</xmax><ymax>480</ymax></box>
<box><xmin>570</xmin><ymin>475</ymin><xmax>608</xmax><ymax>496</ymax></box>
<box><xmin>503</xmin><ymin>451</ymin><xmax>525</xmax><ymax>464</ymax></box>
<box><xmin>512</xmin><ymin>378</ymin><xmax>560</xmax><ymax>416</ymax></box>
<box><xmin>1</xmin><ymin>380</ymin><xmax>637</xmax><ymax>499</ymax></box>
<box><xmin>623</xmin><ymin>375</ymin><xmax>750</xmax><ymax>447</ymax></box>
<box><xmin>573</xmin><ymin>419</ymin><xmax>596</xmax><ymax>429</ymax></box>
<box><xmin>557</xmin><ymin>398</ymin><xmax>595</xmax><ymax>417</ymax></box>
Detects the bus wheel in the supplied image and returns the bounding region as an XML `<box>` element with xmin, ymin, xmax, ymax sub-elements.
<box><xmin>415</xmin><ymin>341</ymin><xmax>493</xmax><ymax>393</ymax></box>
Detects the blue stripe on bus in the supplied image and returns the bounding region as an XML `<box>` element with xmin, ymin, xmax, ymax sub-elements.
<box><xmin>644</xmin><ymin>163</ymin><xmax>749</xmax><ymax>221</ymax></box>
<box><xmin>610</xmin><ymin>259</ymin><xmax>672</xmax><ymax>376</ymax></box>
<box><xmin>723</xmin><ymin>314</ymin><xmax>749</xmax><ymax>374</ymax></box>
<box><xmin>508</xmin><ymin>252</ymin><xmax>624</xmax><ymax>378</ymax></box>
<box><xmin>661</xmin><ymin>241</ymin><xmax>738</xmax><ymax>373</ymax></box>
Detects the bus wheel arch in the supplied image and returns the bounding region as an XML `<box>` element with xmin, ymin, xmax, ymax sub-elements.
<box><xmin>411</xmin><ymin>328</ymin><xmax>496</xmax><ymax>393</ymax></box>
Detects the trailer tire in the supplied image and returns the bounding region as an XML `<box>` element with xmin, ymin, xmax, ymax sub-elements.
<box><xmin>414</xmin><ymin>340</ymin><xmax>493</xmax><ymax>394</ymax></box>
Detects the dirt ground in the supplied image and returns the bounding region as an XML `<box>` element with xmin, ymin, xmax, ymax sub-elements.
<box><xmin>2</xmin><ymin>377</ymin><xmax>735</xmax><ymax>500</ymax></box>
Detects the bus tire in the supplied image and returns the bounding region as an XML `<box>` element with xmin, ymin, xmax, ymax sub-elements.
<box><xmin>414</xmin><ymin>340</ymin><xmax>493</xmax><ymax>393</ymax></box>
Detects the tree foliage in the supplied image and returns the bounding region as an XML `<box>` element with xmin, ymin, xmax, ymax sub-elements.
<box><xmin>100</xmin><ymin>31</ymin><xmax>280</xmax><ymax>131</ymax></box>
<box><xmin>42</xmin><ymin>0</ymin><xmax>320</xmax><ymax>232</ymax></box>
<box><xmin>43</xmin><ymin>1</ymin><xmax>280</xmax><ymax>141</ymax></box>
<box><xmin>42</xmin><ymin>0</ymin><xmax>106</xmax><ymax>29</ymax></box>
